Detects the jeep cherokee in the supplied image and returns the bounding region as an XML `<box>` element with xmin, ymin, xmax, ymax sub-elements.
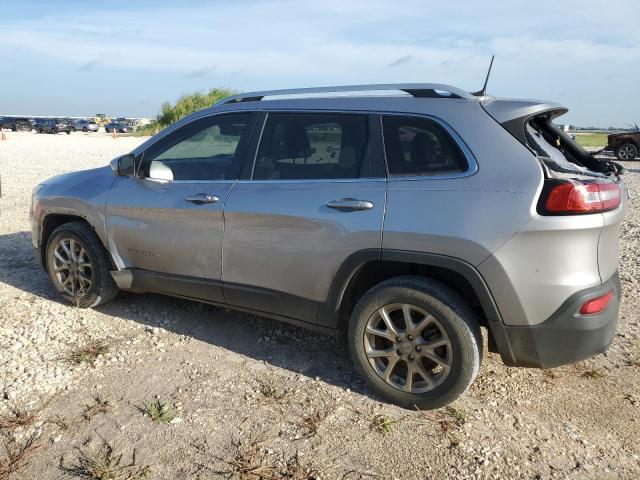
<box><xmin>31</xmin><ymin>84</ymin><xmax>627</xmax><ymax>409</ymax></box>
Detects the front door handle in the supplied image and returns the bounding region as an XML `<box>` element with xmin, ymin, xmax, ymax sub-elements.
<box><xmin>326</xmin><ymin>198</ymin><xmax>374</xmax><ymax>212</ymax></box>
<box><xmin>185</xmin><ymin>193</ymin><xmax>219</xmax><ymax>204</ymax></box>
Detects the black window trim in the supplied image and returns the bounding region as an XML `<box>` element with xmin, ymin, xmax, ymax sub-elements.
<box><xmin>133</xmin><ymin>110</ymin><xmax>260</xmax><ymax>182</ymax></box>
<box><xmin>379</xmin><ymin>112</ymin><xmax>478</xmax><ymax>181</ymax></box>
<box><xmin>239</xmin><ymin>109</ymin><xmax>386</xmax><ymax>184</ymax></box>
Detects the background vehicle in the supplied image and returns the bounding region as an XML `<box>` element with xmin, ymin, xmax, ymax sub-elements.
<box><xmin>0</xmin><ymin>116</ymin><xmax>31</xmax><ymax>131</ymax></box>
<box><xmin>0</xmin><ymin>116</ymin><xmax>16</xmax><ymax>131</ymax></box>
<box><xmin>607</xmin><ymin>127</ymin><xmax>639</xmax><ymax>160</ymax></box>
<box><xmin>30</xmin><ymin>84</ymin><xmax>627</xmax><ymax>409</ymax></box>
<box><xmin>73</xmin><ymin>119</ymin><xmax>99</xmax><ymax>132</ymax></box>
<box><xmin>32</xmin><ymin>118</ymin><xmax>47</xmax><ymax>133</ymax></box>
<box><xmin>39</xmin><ymin>118</ymin><xmax>73</xmax><ymax>134</ymax></box>
<box><xmin>104</xmin><ymin>121</ymin><xmax>134</xmax><ymax>133</ymax></box>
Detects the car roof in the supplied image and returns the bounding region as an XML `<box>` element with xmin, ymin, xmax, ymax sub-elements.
<box><xmin>132</xmin><ymin>83</ymin><xmax>568</xmax><ymax>155</ymax></box>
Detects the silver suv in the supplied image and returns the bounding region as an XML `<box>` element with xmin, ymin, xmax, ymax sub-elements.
<box><xmin>31</xmin><ymin>84</ymin><xmax>627</xmax><ymax>409</ymax></box>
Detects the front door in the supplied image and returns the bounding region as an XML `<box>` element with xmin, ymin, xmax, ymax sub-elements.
<box><xmin>223</xmin><ymin>112</ymin><xmax>386</xmax><ymax>324</ymax></box>
<box><xmin>105</xmin><ymin>111</ymin><xmax>257</xmax><ymax>302</ymax></box>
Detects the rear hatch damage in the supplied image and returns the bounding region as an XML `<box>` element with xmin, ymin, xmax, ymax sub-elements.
<box><xmin>480</xmin><ymin>98</ymin><xmax>624</xmax><ymax>180</ymax></box>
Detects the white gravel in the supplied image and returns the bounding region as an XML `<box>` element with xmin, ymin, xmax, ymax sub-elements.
<box><xmin>1</xmin><ymin>131</ymin><xmax>639</xmax><ymax>479</ymax></box>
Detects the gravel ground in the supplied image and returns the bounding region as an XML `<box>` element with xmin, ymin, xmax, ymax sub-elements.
<box><xmin>1</xmin><ymin>131</ymin><xmax>639</xmax><ymax>479</ymax></box>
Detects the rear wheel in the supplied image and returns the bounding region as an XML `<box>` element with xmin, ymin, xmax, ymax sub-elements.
<box><xmin>83</xmin><ymin>127</ymin><xmax>87</xmax><ymax>132</ymax></box>
<box><xmin>46</xmin><ymin>222</ymin><xmax>119</xmax><ymax>307</ymax></box>
<box><xmin>348</xmin><ymin>276</ymin><xmax>482</xmax><ymax>409</ymax></box>
<box><xmin>615</xmin><ymin>143</ymin><xmax>638</xmax><ymax>161</ymax></box>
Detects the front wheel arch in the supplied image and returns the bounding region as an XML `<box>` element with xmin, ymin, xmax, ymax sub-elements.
<box><xmin>39</xmin><ymin>214</ymin><xmax>104</xmax><ymax>271</ymax></box>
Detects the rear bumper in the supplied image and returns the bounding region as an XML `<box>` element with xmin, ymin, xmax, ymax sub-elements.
<box><xmin>497</xmin><ymin>272</ymin><xmax>620</xmax><ymax>368</ymax></box>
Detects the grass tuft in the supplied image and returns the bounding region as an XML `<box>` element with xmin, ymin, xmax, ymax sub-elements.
<box><xmin>576</xmin><ymin>364</ymin><xmax>606</xmax><ymax>379</ymax></box>
<box><xmin>0</xmin><ymin>401</ymin><xmax>48</xmax><ymax>431</ymax></box>
<box><xmin>257</xmin><ymin>378</ymin><xmax>290</xmax><ymax>403</ymax></box>
<box><xmin>137</xmin><ymin>400</ymin><xmax>174</xmax><ymax>424</ymax></box>
<box><xmin>60</xmin><ymin>439</ymin><xmax>150</xmax><ymax>480</ymax></box>
<box><xmin>83</xmin><ymin>398</ymin><xmax>112</xmax><ymax>421</ymax></box>
<box><xmin>369</xmin><ymin>414</ymin><xmax>403</xmax><ymax>436</ymax></box>
<box><xmin>213</xmin><ymin>433</ymin><xmax>275</xmax><ymax>479</ymax></box>
<box><xmin>294</xmin><ymin>406</ymin><xmax>328</xmax><ymax>440</ymax></box>
<box><xmin>66</xmin><ymin>342</ymin><xmax>109</xmax><ymax>366</ymax></box>
<box><xmin>0</xmin><ymin>431</ymin><xmax>42</xmax><ymax>479</ymax></box>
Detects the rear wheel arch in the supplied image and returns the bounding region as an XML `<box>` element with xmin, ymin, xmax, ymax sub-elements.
<box><xmin>324</xmin><ymin>250</ymin><xmax>510</xmax><ymax>358</ymax></box>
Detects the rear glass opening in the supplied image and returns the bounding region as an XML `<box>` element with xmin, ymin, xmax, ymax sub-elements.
<box><xmin>525</xmin><ymin>120</ymin><xmax>600</xmax><ymax>177</ymax></box>
<box><xmin>525</xmin><ymin>115</ymin><xmax>620</xmax><ymax>179</ymax></box>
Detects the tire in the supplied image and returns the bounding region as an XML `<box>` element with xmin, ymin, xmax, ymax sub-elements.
<box><xmin>83</xmin><ymin>127</ymin><xmax>87</xmax><ymax>132</ymax></box>
<box><xmin>66</xmin><ymin>130</ymin><xmax>71</xmax><ymax>135</ymax></box>
<box><xmin>615</xmin><ymin>143</ymin><xmax>638</xmax><ymax>161</ymax></box>
<box><xmin>348</xmin><ymin>275</ymin><xmax>482</xmax><ymax>410</ymax></box>
<box><xmin>45</xmin><ymin>221</ymin><xmax>119</xmax><ymax>308</ymax></box>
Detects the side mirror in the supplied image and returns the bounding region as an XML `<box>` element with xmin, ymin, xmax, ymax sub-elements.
<box><xmin>148</xmin><ymin>160</ymin><xmax>174</xmax><ymax>182</ymax></box>
<box><xmin>110</xmin><ymin>154</ymin><xmax>135</xmax><ymax>176</ymax></box>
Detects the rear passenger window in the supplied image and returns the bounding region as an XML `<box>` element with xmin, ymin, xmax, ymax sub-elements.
<box><xmin>382</xmin><ymin>116</ymin><xmax>468</xmax><ymax>176</ymax></box>
<box><xmin>253</xmin><ymin>113</ymin><xmax>370</xmax><ymax>180</ymax></box>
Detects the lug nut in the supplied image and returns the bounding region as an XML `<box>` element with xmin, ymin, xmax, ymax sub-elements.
<box><xmin>415</xmin><ymin>345</ymin><xmax>421</xmax><ymax>352</ymax></box>
<box><xmin>409</xmin><ymin>355</ymin><xmax>414</xmax><ymax>361</ymax></box>
<box><xmin>408</xmin><ymin>335</ymin><xmax>413</xmax><ymax>340</ymax></box>
<box><xmin>396</xmin><ymin>337</ymin><xmax>402</xmax><ymax>343</ymax></box>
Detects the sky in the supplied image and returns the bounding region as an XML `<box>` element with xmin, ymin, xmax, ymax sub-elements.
<box><xmin>1</xmin><ymin>0</ymin><xmax>638</xmax><ymax>127</ymax></box>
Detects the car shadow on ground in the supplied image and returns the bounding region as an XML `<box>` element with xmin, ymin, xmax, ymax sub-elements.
<box><xmin>0</xmin><ymin>231</ymin><xmax>374</xmax><ymax>399</ymax></box>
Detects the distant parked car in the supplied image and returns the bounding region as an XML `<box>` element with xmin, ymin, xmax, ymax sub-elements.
<box><xmin>606</xmin><ymin>127</ymin><xmax>639</xmax><ymax>161</ymax></box>
<box><xmin>33</xmin><ymin>118</ymin><xmax>48</xmax><ymax>133</ymax></box>
<box><xmin>13</xmin><ymin>118</ymin><xmax>32</xmax><ymax>131</ymax></box>
<box><xmin>73</xmin><ymin>119</ymin><xmax>99</xmax><ymax>132</ymax></box>
<box><xmin>40</xmin><ymin>119</ymin><xmax>73</xmax><ymax>134</ymax></box>
<box><xmin>104</xmin><ymin>122</ymin><xmax>134</xmax><ymax>134</ymax></box>
<box><xmin>0</xmin><ymin>117</ymin><xmax>16</xmax><ymax>131</ymax></box>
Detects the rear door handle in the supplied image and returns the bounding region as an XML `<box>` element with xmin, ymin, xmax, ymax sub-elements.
<box><xmin>326</xmin><ymin>198</ymin><xmax>374</xmax><ymax>212</ymax></box>
<box><xmin>185</xmin><ymin>193</ymin><xmax>219</xmax><ymax>204</ymax></box>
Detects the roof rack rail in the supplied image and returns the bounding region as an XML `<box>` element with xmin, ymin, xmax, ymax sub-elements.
<box><xmin>214</xmin><ymin>83</ymin><xmax>473</xmax><ymax>106</ymax></box>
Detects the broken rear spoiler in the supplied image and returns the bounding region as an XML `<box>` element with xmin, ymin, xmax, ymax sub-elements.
<box><xmin>481</xmin><ymin>97</ymin><xmax>623</xmax><ymax>177</ymax></box>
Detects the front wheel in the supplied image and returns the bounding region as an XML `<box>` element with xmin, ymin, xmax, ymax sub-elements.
<box><xmin>348</xmin><ymin>276</ymin><xmax>482</xmax><ymax>410</ymax></box>
<box><xmin>46</xmin><ymin>222</ymin><xmax>119</xmax><ymax>307</ymax></box>
<box><xmin>615</xmin><ymin>143</ymin><xmax>638</xmax><ymax>161</ymax></box>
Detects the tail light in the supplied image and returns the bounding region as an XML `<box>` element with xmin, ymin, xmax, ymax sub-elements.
<box><xmin>541</xmin><ymin>179</ymin><xmax>621</xmax><ymax>214</ymax></box>
<box><xmin>579</xmin><ymin>291</ymin><xmax>614</xmax><ymax>315</ymax></box>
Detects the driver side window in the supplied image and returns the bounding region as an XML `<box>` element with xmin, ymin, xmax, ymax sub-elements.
<box><xmin>140</xmin><ymin>112</ymin><xmax>254</xmax><ymax>181</ymax></box>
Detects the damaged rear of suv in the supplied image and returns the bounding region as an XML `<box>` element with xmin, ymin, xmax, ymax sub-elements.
<box><xmin>31</xmin><ymin>84</ymin><xmax>627</xmax><ymax>409</ymax></box>
<box><xmin>479</xmin><ymin>97</ymin><xmax>626</xmax><ymax>369</ymax></box>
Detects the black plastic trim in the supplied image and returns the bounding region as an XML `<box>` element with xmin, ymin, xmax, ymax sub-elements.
<box><xmin>318</xmin><ymin>249</ymin><xmax>515</xmax><ymax>363</ymax></box>
<box><xmin>223</xmin><ymin>281</ymin><xmax>319</xmax><ymax>324</ymax></box>
<box><xmin>127</xmin><ymin>268</ymin><xmax>225</xmax><ymax>304</ymax></box>
<box><xmin>317</xmin><ymin>249</ymin><xmax>381</xmax><ymax>328</ymax></box>
<box><xmin>500</xmin><ymin>272</ymin><xmax>620</xmax><ymax>368</ymax></box>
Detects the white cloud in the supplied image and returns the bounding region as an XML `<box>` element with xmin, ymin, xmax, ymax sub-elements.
<box><xmin>1</xmin><ymin>0</ymin><xmax>638</xmax><ymax>124</ymax></box>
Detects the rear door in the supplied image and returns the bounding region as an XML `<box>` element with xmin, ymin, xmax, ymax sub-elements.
<box><xmin>105</xmin><ymin>111</ymin><xmax>257</xmax><ymax>302</ymax></box>
<box><xmin>222</xmin><ymin>111</ymin><xmax>386</xmax><ymax>325</ymax></box>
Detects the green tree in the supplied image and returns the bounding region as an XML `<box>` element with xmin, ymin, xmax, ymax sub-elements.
<box><xmin>137</xmin><ymin>87</ymin><xmax>236</xmax><ymax>135</ymax></box>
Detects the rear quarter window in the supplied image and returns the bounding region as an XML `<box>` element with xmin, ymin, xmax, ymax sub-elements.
<box><xmin>382</xmin><ymin>116</ymin><xmax>468</xmax><ymax>176</ymax></box>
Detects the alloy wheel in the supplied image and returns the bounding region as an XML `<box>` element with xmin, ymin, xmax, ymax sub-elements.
<box><xmin>52</xmin><ymin>237</ymin><xmax>93</xmax><ymax>297</ymax></box>
<box><xmin>619</xmin><ymin>145</ymin><xmax>637</xmax><ymax>160</ymax></box>
<box><xmin>363</xmin><ymin>303</ymin><xmax>453</xmax><ymax>393</ymax></box>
